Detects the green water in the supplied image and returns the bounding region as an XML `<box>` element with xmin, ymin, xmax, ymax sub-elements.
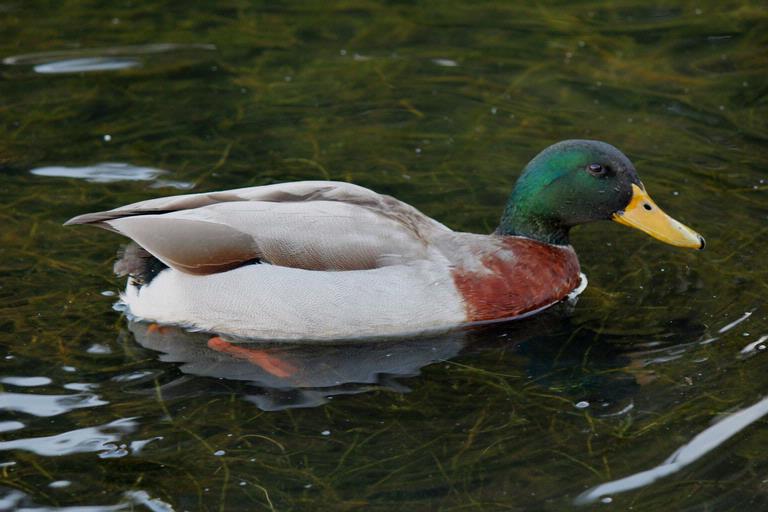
<box><xmin>1</xmin><ymin>1</ymin><xmax>767</xmax><ymax>510</ymax></box>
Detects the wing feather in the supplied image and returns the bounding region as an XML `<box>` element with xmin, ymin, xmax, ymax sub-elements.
<box><xmin>66</xmin><ymin>181</ymin><xmax>450</xmax><ymax>274</ymax></box>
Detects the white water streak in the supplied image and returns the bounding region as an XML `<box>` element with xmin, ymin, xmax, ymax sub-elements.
<box><xmin>575</xmin><ymin>394</ymin><xmax>768</xmax><ymax>505</ymax></box>
<box><xmin>740</xmin><ymin>335</ymin><xmax>768</xmax><ymax>356</ymax></box>
<box><xmin>718</xmin><ymin>311</ymin><xmax>753</xmax><ymax>334</ymax></box>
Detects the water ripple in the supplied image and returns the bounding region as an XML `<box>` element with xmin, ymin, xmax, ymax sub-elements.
<box><xmin>0</xmin><ymin>417</ymin><xmax>137</xmax><ymax>457</ymax></box>
<box><xmin>739</xmin><ymin>334</ymin><xmax>768</xmax><ymax>358</ymax></box>
<box><xmin>0</xmin><ymin>421</ymin><xmax>24</xmax><ymax>433</ymax></box>
<box><xmin>31</xmin><ymin>163</ymin><xmax>193</xmax><ymax>189</ymax></box>
<box><xmin>0</xmin><ymin>376</ymin><xmax>51</xmax><ymax>387</ymax></box>
<box><xmin>0</xmin><ymin>392</ymin><xmax>106</xmax><ymax>417</ymax></box>
<box><xmin>3</xmin><ymin>43</ymin><xmax>216</xmax><ymax>75</ymax></box>
<box><xmin>33</xmin><ymin>57</ymin><xmax>140</xmax><ymax>74</ymax></box>
<box><xmin>0</xmin><ymin>488</ymin><xmax>172</xmax><ymax>511</ymax></box>
<box><xmin>575</xmin><ymin>395</ymin><xmax>768</xmax><ymax>505</ymax></box>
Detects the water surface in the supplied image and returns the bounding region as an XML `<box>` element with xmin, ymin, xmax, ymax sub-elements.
<box><xmin>1</xmin><ymin>1</ymin><xmax>767</xmax><ymax>510</ymax></box>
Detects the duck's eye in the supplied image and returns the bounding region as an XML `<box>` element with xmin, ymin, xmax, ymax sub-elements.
<box><xmin>587</xmin><ymin>163</ymin><xmax>609</xmax><ymax>177</ymax></box>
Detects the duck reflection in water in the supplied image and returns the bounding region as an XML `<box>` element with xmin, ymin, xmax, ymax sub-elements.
<box><xmin>123</xmin><ymin>306</ymin><xmax>705</xmax><ymax>413</ymax></box>
<box><xmin>126</xmin><ymin>319</ymin><xmax>466</xmax><ymax>411</ymax></box>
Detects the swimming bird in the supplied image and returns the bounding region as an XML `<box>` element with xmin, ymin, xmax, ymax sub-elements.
<box><xmin>66</xmin><ymin>140</ymin><xmax>704</xmax><ymax>341</ymax></box>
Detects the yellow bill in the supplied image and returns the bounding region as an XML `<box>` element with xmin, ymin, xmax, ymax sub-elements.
<box><xmin>612</xmin><ymin>184</ymin><xmax>705</xmax><ymax>249</ymax></box>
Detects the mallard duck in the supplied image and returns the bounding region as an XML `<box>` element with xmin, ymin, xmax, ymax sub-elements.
<box><xmin>66</xmin><ymin>140</ymin><xmax>704</xmax><ymax>341</ymax></box>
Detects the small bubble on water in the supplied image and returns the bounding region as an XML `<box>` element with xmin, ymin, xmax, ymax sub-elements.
<box><xmin>62</xmin><ymin>366</ymin><xmax>76</xmax><ymax>372</ymax></box>
<box><xmin>340</xmin><ymin>49</ymin><xmax>347</xmax><ymax>56</ymax></box>
<box><xmin>49</xmin><ymin>480</ymin><xmax>71</xmax><ymax>489</ymax></box>
<box><xmin>575</xmin><ymin>401</ymin><xmax>590</xmax><ymax>409</ymax></box>
<box><xmin>490</xmin><ymin>107</ymin><xmax>497</xmax><ymax>115</ymax></box>
<box><xmin>103</xmin><ymin>134</ymin><xmax>111</xmax><ymax>142</ymax></box>
<box><xmin>415</xmin><ymin>147</ymin><xmax>422</xmax><ymax>154</ymax></box>
<box><xmin>214</xmin><ymin>450</ymin><xmax>226</xmax><ymax>456</ymax></box>
<box><xmin>601</xmin><ymin>496</ymin><xmax>613</xmax><ymax>504</ymax></box>
<box><xmin>239</xmin><ymin>481</ymin><xmax>246</xmax><ymax>486</ymax></box>
<box><xmin>101</xmin><ymin>290</ymin><xmax>116</xmax><ymax>297</ymax></box>
<box><xmin>672</xmin><ymin>191</ymin><xmax>679</xmax><ymax>196</ymax></box>
<box><xmin>321</xmin><ymin>430</ymin><xmax>331</xmax><ymax>436</ymax></box>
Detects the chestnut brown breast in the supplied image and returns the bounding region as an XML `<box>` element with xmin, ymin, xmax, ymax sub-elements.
<box><xmin>451</xmin><ymin>237</ymin><xmax>581</xmax><ymax>322</ymax></box>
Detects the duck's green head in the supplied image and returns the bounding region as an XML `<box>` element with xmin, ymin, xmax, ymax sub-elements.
<box><xmin>498</xmin><ymin>140</ymin><xmax>704</xmax><ymax>249</ymax></box>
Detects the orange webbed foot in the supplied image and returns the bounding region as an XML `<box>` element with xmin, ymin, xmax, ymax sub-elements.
<box><xmin>207</xmin><ymin>336</ymin><xmax>298</xmax><ymax>378</ymax></box>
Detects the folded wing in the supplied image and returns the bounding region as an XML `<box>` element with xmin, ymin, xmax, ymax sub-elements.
<box><xmin>66</xmin><ymin>181</ymin><xmax>450</xmax><ymax>274</ymax></box>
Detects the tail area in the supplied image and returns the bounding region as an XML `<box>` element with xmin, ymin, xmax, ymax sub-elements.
<box><xmin>114</xmin><ymin>242</ymin><xmax>168</xmax><ymax>286</ymax></box>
